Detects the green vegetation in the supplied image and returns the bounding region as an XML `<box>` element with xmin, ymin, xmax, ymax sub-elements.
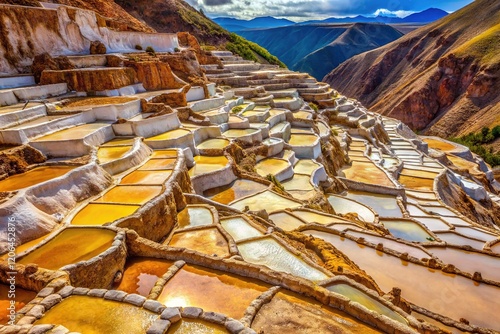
<box><xmin>309</xmin><ymin>102</ymin><xmax>319</xmax><ymax>112</ymax></box>
<box><xmin>134</xmin><ymin>44</ymin><xmax>143</xmax><ymax>50</ymax></box>
<box><xmin>449</xmin><ymin>126</ymin><xmax>500</xmax><ymax>166</ymax></box>
<box><xmin>226</xmin><ymin>33</ymin><xmax>286</xmax><ymax>68</ymax></box>
<box><xmin>145</xmin><ymin>46</ymin><xmax>156</xmax><ymax>56</ymax></box>
<box><xmin>266</xmin><ymin>174</ymin><xmax>285</xmax><ymax>191</ymax></box>
<box><xmin>231</xmin><ymin>106</ymin><xmax>244</xmax><ymax>114</ymax></box>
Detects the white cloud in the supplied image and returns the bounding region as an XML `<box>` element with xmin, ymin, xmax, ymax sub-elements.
<box><xmin>373</xmin><ymin>8</ymin><xmax>415</xmax><ymax>18</ymax></box>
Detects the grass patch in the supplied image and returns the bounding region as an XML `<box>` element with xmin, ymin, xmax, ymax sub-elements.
<box><xmin>226</xmin><ymin>33</ymin><xmax>286</xmax><ymax>68</ymax></box>
<box><xmin>454</xmin><ymin>23</ymin><xmax>500</xmax><ymax>65</ymax></box>
<box><xmin>449</xmin><ymin>126</ymin><xmax>500</xmax><ymax>167</ymax></box>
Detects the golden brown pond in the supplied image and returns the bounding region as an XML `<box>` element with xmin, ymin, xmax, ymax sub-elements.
<box><xmin>0</xmin><ymin>285</ymin><xmax>36</xmax><ymax>324</ymax></box>
<box><xmin>167</xmin><ymin>227</ymin><xmax>230</xmax><ymax>257</ymax></box>
<box><xmin>94</xmin><ymin>186</ymin><xmax>162</xmax><ymax>205</ymax></box>
<box><xmin>157</xmin><ymin>264</ymin><xmax>269</xmax><ymax>319</ymax></box>
<box><xmin>114</xmin><ymin>257</ymin><xmax>174</xmax><ymax>296</ymax></box>
<box><xmin>0</xmin><ymin>166</ymin><xmax>75</xmax><ymax>192</ymax></box>
<box><xmin>204</xmin><ymin>179</ymin><xmax>268</xmax><ymax>205</ymax></box>
<box><xmin>71</xmin><ymin>203</ymin><xmax>140</xmax><ymax>226</ymax></box>
<box><xmin>35</xmin><ymin>295</ymin><xmax>157</xmax><ymax>334</ymax></box>
<box><xmin>19</xmin><ymin>228</ymin><xmax>116</xmax><ymax>270</ymax></box>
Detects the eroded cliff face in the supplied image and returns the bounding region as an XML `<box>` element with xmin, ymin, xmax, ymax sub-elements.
<box><xmin>324</xmin><ymin>0</ymin><xmax>500</xmax><ymax>149</ymax></box>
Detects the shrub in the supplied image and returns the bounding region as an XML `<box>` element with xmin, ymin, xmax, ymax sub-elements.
<box><xmin>309</xmin><ymin>102</ymin><xmax>319</xmax><ymax>112</ymax></box>
<box><xmin>266</xmin><ymin>174</ymin><xmax>285</xmax><ymax>191</ymax></box>
<box><xmin>449</xmin><ymin>126</ymin><xmax>500</xmax><ymax>167</ymax></box>
<box><xmin>135</xmin><ymin>44</ymin><xmax>143</xmax><ymax>50</ymax></box>
<box><xmin>231</xmin><ymin>106</ymin><xmax>244</xmax><ymax>114</ymax></box>
<box><xmin>174</xmin><ymin>47</ymin><xmax>180</xmax><ymax>52</ymax></box>
<box><xmin>145</xmin><ymin>46</ymin><xmax>156</xmax><ymax>55</ymax></box>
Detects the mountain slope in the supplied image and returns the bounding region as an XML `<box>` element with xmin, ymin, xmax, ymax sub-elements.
<box><xmin>324</xmin><ymin>0</ymin><xmax>500</xmax><ymax>151</ymax></box>
<box><xmin>239</xmin><ymin>23</ymin><xmax>403</xmax><ymax>80</ymax></box>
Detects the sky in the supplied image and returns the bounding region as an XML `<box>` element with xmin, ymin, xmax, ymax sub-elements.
<box><xmin>185</xmin><ymin>0</ymin><xmax>475</xmax><ymax>21</ymax></box>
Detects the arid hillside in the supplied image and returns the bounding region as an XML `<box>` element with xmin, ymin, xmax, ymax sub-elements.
<box><xmin>325</xmin><ymin>0</ymin><xmax>500</xmax><ymax>151</ymax></box>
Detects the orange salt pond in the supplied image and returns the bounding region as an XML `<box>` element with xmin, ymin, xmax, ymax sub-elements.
<box><xmin>0</xmin><ymin>166</ymin><xmax>75</xmax><ymax>192</ymax></box>
<box><xmin>114</xmin><ymin>257</ymin><xmax>174</xmax><ymax>296</ymax></box>
<box><xmin>188</xmin><ymin>156</ymin><xmax>229</xmax><ymax>177</ymax></box>
<box><xmin>71</xmin><ymin>203</ymin><xmax>140</xmax><ymax>226</ymax></box>
<box><xmin>398</xmin><ymin>175</ymin><xmax>435</xmax><ymax>191</ymax></box>
<box><xmin>151</xmin><ymin>150</ymin><xmax>178</xmax><ymax>159</ymax></box>
<box><xmin>204</xmin><ymin>179</ymin><xmax>268</xmax><ymax>205</ymax></box>
<box><xmin>97</xmin><ymin>146</ymin><xmax>131</xmax><ymax>163</ymax></box>
<box><xmin>423</xmin><ymin>138</ymin><xmax>457</xmax><ymax>152</ymax></box>
<box><xmin>341</xmin><ymin>161</ymin><xmax>394</xmax><ymax>187</ymax></box>
<box><xmin>167</xmin><ymin>227</ymin><xmax>230</xmax><ymax>257</ymax></box>
<box><xmin>94</xmin><ymin>186</ymin><xmax>162</xmax><ymax>205</ymax></box>
<box><xmin>167</xmin><ymin>319</ymin><xmax>228</xmax><ymax>334</ymax></box>
<box><xmin>120</xmin><ymin>170</ymin><xmax>172</xmax><ymax>185</ymax></box>
<box><xmin>139</xmin><ymin>158</ymin><xmax>177</xmax><ymax>170</ymax></box>
<box><xmin>157</xmin><ymin>264</ymin><xmax>269</xmax><ymax>319</ymax></box>
<box><xmin>18</xmin><ymin>228</ymin><xmax>116</xmax><ymax>270</ymax></box>
<box><xmin>0</xmin><ymin>285</ymin><xmax>36</xmax><ymax>324</ymax></box>
<box><xmin>35</xmin><ymin>296</ymin><xmax>158</xmax><ymax>334</ymax></box>
<box><xmin>251</xmin><ymin>291</ymin><xmax>381</xmax><ymax>334</ymax></box>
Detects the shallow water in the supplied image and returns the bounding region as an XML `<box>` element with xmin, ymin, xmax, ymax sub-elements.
<box><xmin>94</xmin><ymin>186</ymin><xmax>162</xmax><ymax>205</ymax></box>
<box><xmin>19</xmin><ymin>228</ymin><xmax>116</xmax><ymax>270</ymax></box>
<box><xmin>113</xmin><ymin>257</ymin><xmax>174</xmax><ymax>296</ymax></box>
<box><xmin>157</xmin><ymin>264</ymin><xmax>269</xmax><ymax>319</ymax></box>
<box><xmin>237</xmin><ymin>236</ymin><xmax>328</xmax><ymax>282</ymax></box>
<box><xmin>177</xmin><ymin>206</ymin><xmax>214</xmax><ymax>229</ymax></box>
<box><xmin>189</xmin><ymin>156</ymin><xmax>229</xmax><ymax>177</ymax></box>
<box><xmin>345</xmin><ymin>191</ymin><xmax>403</xmax><ymax>218</ymax></box>
<box><xmin>0</xmin><ymin>166</ymin><xmax>75</xmax><ymax>192</ymax></box>
<box><xmin>167</xmin><ymin>319</ymin><xmax>228</xmax><ymax>334</ymax></box>
<box><xmin>382</xmin><ymin>219</ymin><xmax>435</xmax><ymax>243</ymax></box>
<box><xmin>204</xmin><ymin>179</ymin><xmax>268</xmax><ymax>205</ymax></box>
<box><xmin>220</xmin><ymin>217</ymin><xmax>263</xmax><ymax>241</ymax></box>
<box><xmin>269</xmin><ymin>212</ymin><xmax>305</xmax><ymax>231</ymax></box>
<box><xmin>71</xmin><ymin>203</ymin><xmax>140</xmax><ymax>226</ymax></box>
<box><xmin>327</xmin><ymin>283</ymin><xmax>407</xmax><ymax>324</ymax></box>
<box><xmin>305</xmin><ymin>229</ymin><xmax>500</xmax><ymax>330</ymax></box>
<box><xmin>327</xmin><ymin>195</ymin><xmax>375</xmax><ymax>223</ymax></box>
<box><xmin>35</xmin><ymin>295</ymin><xmax>158</xmax><ymax>334</ymax></box>
<box><xmin>168</xmin><ymin>227</ymin><xmax>230</xmax><ymax>257</ymax></box>
<box><xmin>197</xmin><ymin>138</ymin><xmax>230</xmax><ymax>150</ymax></box>
<box><xmin>255</xmin><ymin>158</ymin><xmax>290</xmax><ymax>178</ymax></box>
<box><xmin>97</xmin><ymin>146</ymin><xmax>131</xmax><ymax>163</ymax></box>
<box><xmin>231</xmin><ymin>190</ymin><xmax>301</xmax><ymax>213</ymax></box>
<box><xmin>120</xmin><ymin>170</ymin><xmax>172</xmax><ymax>185</ymax></box>
<box><xmin>0</xmin><ymin>285</ymin><xmax>36</xmax><ymax>324</ymax></box>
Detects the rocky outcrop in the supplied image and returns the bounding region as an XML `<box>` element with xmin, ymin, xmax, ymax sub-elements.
<box><xmin>89</xmin><ymin>40</ymin><xmax>107</xmax><ymax>55</ymax></box>
<box><xmin>124</xmin><ymin>60</ymin><xmax>186</xmax><ymax>91</ymax></box>
<box><xmin>0</xmin><ymin>146</ymin><xmax>46</xmax><ymax>179</ymax></box>
<box><xmin>31</xmin><ymin>53</ymin><xmax>75</xmax><ymax>83</ymax></box>
<box><xmin>40</xmin><ymin>67</ymin><xmax>137</xmax><ymax>92</ymax></box>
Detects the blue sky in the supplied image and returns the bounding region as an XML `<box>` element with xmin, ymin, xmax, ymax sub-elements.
<box><xmin>186</xmin><ymin>0</ymin><xmax>475</xmax><ymax>21</ymax></box>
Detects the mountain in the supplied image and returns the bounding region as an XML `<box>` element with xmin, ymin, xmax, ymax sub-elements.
<box><xmin>239</xmin><ymin>23</ymin><xmax>403</xmax><ymax>80</ymax></box>
<box><xmin>300</xmin><ymin>8</ymin><xmax>448</xmax><ymax>25</ymax></box>
<box><xmin>324</xmin><ymin>0</ymin><xmax>500</xmax><ymax>151</ymax></box>
<box><xmin>213</xmin><ymin>16</ymin><xmax>295</xmax><ymax>30</ymax></box>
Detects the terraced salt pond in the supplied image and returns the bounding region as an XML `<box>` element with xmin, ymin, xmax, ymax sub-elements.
<box><xmin>434</xmin><ymin>232</ymin><xmax>486</xmax><ymax>249</ymax></box>
<box><xmin>327</xmin><ymin>195</ymin><xmax>376</xmax><ymax>223</ymax></box>
<box><xmin>189</xmin><ymin>156</ymin><xmax>229</xmax><ymax>177</ymax></box>
<box><xmin>120</xmin><ymin>170</ymin><xmax>172</xmax><ymax>185</ymax></box>
<box><xmin>305</xmin><ymin>229</ymin><xmax>500</xmax><ymax>330</ymax></box>
<box><xmin>236</xmin><ymin>236</ymin><xmax>328</xmax><ymax>282</ymax></box>
<box><xmin>35</xmin><ymin>296</ymin><xmax>158</xmax><ymax>334</ymax></box>
<box><xmin>139</xmin><ymin>158</ymin><xmax>176</xmax><ymax>170</ymax></box>
<box><xmin>18</xmin><ymin>228</ymin><xmax>116</xmax><ymax>270</ymax></box>
<box><xmin>204</xmin><ymin>179</ymin><xmax>268</xmax><ymax>205</ymax></box>
<box><xmin>71</xmin><ymin>203</ymin><xmax>139</xmax><ymax>226</ymax></box>
<box><xmin>288</xmin><ymin>134</ymin><xmax>318</xmax><ymax>146</ymax></box>
<box><xmin>220</xmin><ymin>217</ymin><xmax>263</xmax><ymax>241</ymax></box>
<box><xmin>94</xmin><ymin>186</ymin><xmax>162</xmax><ymax>205</ymax></box>
<box><xmin>0</xmin><ymin>166</ymin><xmax>75</xmax><ymax>192</ymax></box>
<box><xmin>231</xmin><ymin>190</ymin><xmax>301</xmax><ymax>212</ymax></box>
<box><xmin>425</xmin><ymin>247</ymin><xmax>500</xmax><ymax>282</ymax></box>
<box><xmin>269</xmin><ymin>212</ymin><xmax>305</xmax><ymax>231</ymax></box>
<box><xmin>157</xmin><ymin>264</ymin><xmax>269</xmax><ymax>319</ymax></box>
<box><xmin>341</xmin><ymin>161</ymin><xmax>395</xmax><ymax>187</ymax></box>
<box><xmin>326</xmin><ymin>283</ymin><xmax>407</xmax><ymax>324</ymax></box>
<box><xmin>293</xmin><ymin>159</ymin><xmax>321</xmax><ymax>174</ymax></box>
<box><xmin>381</xmin><ymin>219</ymin><xmax>436</xmax><ymax>243</ymax></box>
<box><xmin>97</xmin><ymin>146</ymin><xmax>131</xmax><ymax>163</ymax></box>
<box><xmin>196</xmin><ymin>138</ymin><xmax>230</xmax><ymax>150</ymax></box>
<box><xmin>344</xmin><ymin>191</ymin><xmax>403</xmax><ymax>218</ymax></box>
<box><xmin>167</xmin><ymin>227</ymin><xmax>230</xmax><ymax>257</ymax></box>
<box><xmin>255</xmin><ymin>158</ymin><xmax>290</xmax><ymax>177</ymax></box>
<box><xmin>282</xmin><ymin>174</ymin><xmax>314</xmax><ymax>191</ymax></box>
<box><xmin>177</xmin><ymin>205</ymin><xmax>214</xmax><ymax>229</ymax></box>
<box><xmin>32</xmin><ymin>122</ymin><xmax>111</xmax><ymax>141</ymax></box>
<box><xmin>114</xmin><ymin>257</ymin><xmax>174</xmax><ymax>296</ymax></box>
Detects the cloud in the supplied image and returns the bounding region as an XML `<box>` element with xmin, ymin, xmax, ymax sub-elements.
<box><xmin>373</xmin><ymin>9</ymin><xmax>415</xmax><ymax>18</ymax></box>
<box><xmin>204</xmin><ymin>0</ymin><xmax>233</xmax><ymax>6</ymax></box>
